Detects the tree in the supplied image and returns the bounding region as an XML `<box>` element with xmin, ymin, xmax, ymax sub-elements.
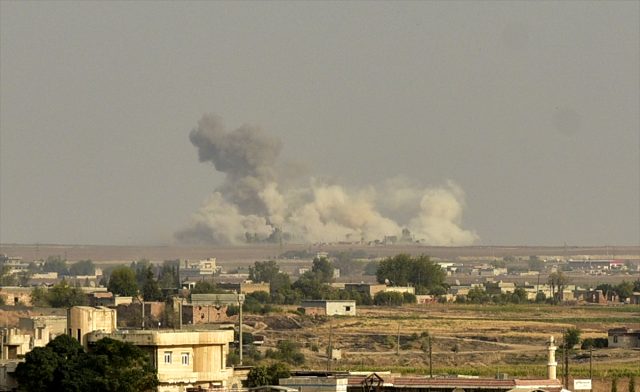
<box><xmin>249</xmin><ymin>260</ymin><xmax>281</xmax><ymax>283</ymax></box>
<box><xmin>31</xmin><ymin>286</ymin><xmax>49</xmax><ymax>307</ymax></box>
<box><xmin>629</xmin><ymin>376</ymin><xmax>635</xmax><ymax>392</ymax></box>
<box><xmin>265</xmin><ymin>340</ymin><xmax>305</xmax><ymax>365</ymax></box>
<box><xmin>131</xmin><ymin>259</ymin><xmax>152</xmax><ymax>289</ymax></box>
<box><xmin>69</xmin><ymin>260</ymin><xmax>95</xmax><ymax>276</ymax></box>
<box><xmin>612</xmin><ymin>377</ymin><xmax>618</xmax><ymax>392</ymax></box>
<box><xmin>47</xmin><ymin>280</ymin><xmax>88</xmax><ymax>307</ymax></box>
<box><xmin>190</xmin><ymin>281</ymin><xmax>223</xmax><ymax>294</ymax></box>
<box><xmin>43</xmin><ymin>255</ymin><xmax>69</xmax><ymax>276</ymax></box>
<box><xmin>0</xmin><ymin>266</ymin><xmax>17</xmax><ymax>286</ymax></box>
<box><xmin>249</xmin><ymin>260</ymin><xmax>292</xmax><ymax>296</ymax></box>
<box><xmin>615</xmin><ymin>281</ymin><xmax>634</xmax><ymax>301</ymax></box>
<box><xmin>292</xmin><ymin>271</ymin><xmax>333</xmax><ymax>299</ymax></box>
<box><xmin>157</xmin><ymin>260</ymin><xmax>180</xmax><ymax>290</ymax></box>
<box><xmin>15</xmin><ymin>334</ymin><xmax>157</xmax><ymax>392</ymax></box>
<box><xmin>511</xmin><ymin>287</ymin><xmax>529</xmax><ymax>303</ymax></box>
<box><xmin>266</xmin><ymin>362</ymin><xmax>290</xmax><ymax>385</ymax></box>
<box><xmin>563</xmin><ymin>327</ymin><xmax>581</xmax><ymax>349</ymax></box>
<box><xmin>376</xmin><ymin>254</ymin><xmax>445</xmax><ymax>294</ymax></box>
<box><xmin>528</xmin><ymin>256</ymin><xmax>544</xmax><ymax>272</ymax></box>
<box><xmin>89</xmin><ymin>337</ymin><xmax>159</xmax><ymax>392</ymax></box>
<box><xmin>467</xmin><ymin>287</ymin><xmax>490</xmax><ymax>304</ymax></box>
<box><xmin>548</xmin><ymin>271</ymin><xmax>569</xmax><ymax>303</ymax></box>
<box><xmin>247</xmin><ymin>366</ymin><xmax>270</xmax><ymax>387</ymax></box>
<box><xmin>108</xmin><ymin>266</ymin><xmax>138</xmax><ymax>296</ymax></box>
<box><xmin>141</xmin><ymin>266</ymin><xmax>162</xmax><ymax>301</ymax></box>
<box><xmin>312</xmin><ymin>257</ymin><xmax>334</xmax><ymax>283</ymax></box>
<box><xmin>374</xmin><ymin>292</ymin><xmax>405</xmax><ymax>306</ymax></box>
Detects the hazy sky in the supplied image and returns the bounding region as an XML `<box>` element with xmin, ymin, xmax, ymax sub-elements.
<box><xmin>1</xmin><ymin>1</ymin><xmax>638</xmax><ymax>246</ymax></box>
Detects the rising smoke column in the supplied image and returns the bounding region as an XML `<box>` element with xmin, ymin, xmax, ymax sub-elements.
<box><xmin>175</xmin><ymin>114</ymin><xmax>478</xmax><ymax>245</ymax></box>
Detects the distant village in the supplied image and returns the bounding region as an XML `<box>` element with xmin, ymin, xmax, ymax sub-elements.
<box><xmin>1</xmin><ymin>250</ymin><xmax>639</xmax><ymax>392</ymax></box>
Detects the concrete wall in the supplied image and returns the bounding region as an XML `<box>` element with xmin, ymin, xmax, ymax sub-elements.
<box><xmin>0</xmin><ymin>287</ymin><xmax>32</xmax><ymax>306</ymax></box>
<box><xmin>1</xmin><ymin>328</ymin><xmax>30</xmax><ymax>360</ymax></box>
<box><xmin>182</xmin><ymin>304</ymin><xmax>231</xmax><ymax>325</ymax></box>
<box><xmin>67</xmin><ymin>306</ymin><xmax>117</xmax><ymax>347</ymax></box>
<box><xmin>280</xmin><ymin>377</ymin><xmax>348</xmax><ymax>392</ymax></box>
<box><xmin>18</xmin><ymin>316</ymin><xmax>66</xmax><ymax>347</ymax></box>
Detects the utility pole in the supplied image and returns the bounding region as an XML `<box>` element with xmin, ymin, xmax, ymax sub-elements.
<box><xmin>589</xmin><ymin>346</ymin><xmax>593</xmax><ymax>380</ymax></box>
<box><xmin>428</xmin><ymin>335</ymin><xmax>433</xmax><ymax>378</ymax></box>
<box><xmin>327</xmin><ymin>321</ymin><xmax>333</xmax><ymax>371</ymax></box>
<box><xmin>239</xmin><ymin>294</ymin><xmax>244</xmax><ymax>365</ymax></box>
<box><xmin>565</xmin><ymin>345</ymin><xmax>569</xmax><ymax>389</ymax></box>
<box><xmin>396</xmin><ymin>324</ymin><xmax>400</xmax><ymax>355</ymax></box>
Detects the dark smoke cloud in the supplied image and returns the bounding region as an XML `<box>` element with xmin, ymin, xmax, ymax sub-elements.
<box><xmin>189</xmin><ymin>115</ymin><xmax>282</xmax><ymax>215</ymax></box>
<box><xmin>176</xmin><ymin>114</ymin><xmax>478</xmax><ymax>245</ymax></box>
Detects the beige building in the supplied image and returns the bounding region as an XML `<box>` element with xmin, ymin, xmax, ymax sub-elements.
<box><xmin>0</xmin><ymin>287</ymin><xmax>32</xmax><ymax>306</ymax></box>
<box><xmin>67</xmin><ymin>306</ymin><xmax>117</xmax><ymax>347</ymax></box>
<box><xmin>87</xmin><ymin>329</ymin><xmax>235</xmax><ymax>392</ymax></box>
<box><xmin>300</xmin><ymin>300</ymin><xmax>356</xmax><ymax>316</ymax></box>
<box><xmin>217</xmin><ymin>281</ymin><xmax>270</xmax><ymax>294</ymax></box>
<box><xmin>18</xmin><ymin>315</ymin><xmax>67</xmax><ymax>347</ymax></box>
<box><xmin>0</xmin><ymin>328</ymin><xmax>31</xmax><ymax>360</ymax></box>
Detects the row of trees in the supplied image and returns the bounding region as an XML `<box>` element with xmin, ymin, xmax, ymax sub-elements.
<box><xmin>106</xmin><ymin>260</ymin><xmax>180</xmax><ymax>301</ymax></box>
<box><xmin>243</xmin><ymin>254</ymin><xmax>445</xmax><ymax>307</ymax></box>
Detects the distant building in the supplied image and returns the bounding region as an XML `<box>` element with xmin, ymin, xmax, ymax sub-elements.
<box><xmin>180</xmin><ymin>258</ymin><xmax>219</xmax><ymax>278</ymax></box>
<box><xmin>300</xmin><ymin>300</ymin><xmax>356</xmax><ymax>316</ymax></box>
<box><xmin>608</xmin><ymin>328</ymin><xmax>640</xmax><ymax>348</ymax></box>
<box><xmin>18</xmin><ymin>315</ymin><xmax>67</xmax><ymax>347</ymax></box>
<box><xmin>182</xmin><ymin>304</ymin><xmax>231</xmax><ymax>325</ymax></box>
<box><xmin>0</xmin><ymin>256</ymin><xmax>28</xmax><ymax>275</ymax></box>
<box><xmin>191</xmin><ymin>293</ymin><xmax>243</xmax><ymax>307</ymax></box>
<box><xmin>217</xmin><ymin>281</ymin><xmax>270</xmax><ymax>294</ymax></box>
<box><xmin>0</xmin><ymin>287</ymin><xmax>32</xmax><ymax>306</ymax></box>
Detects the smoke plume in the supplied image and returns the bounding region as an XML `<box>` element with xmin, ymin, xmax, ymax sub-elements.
<box><xmin>175</xmin><ymin>114</ymin><xmax>478</xmax><ymax>245</ymax></box>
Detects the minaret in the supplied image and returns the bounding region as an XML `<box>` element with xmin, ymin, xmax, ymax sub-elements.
<box><xmin>547</xmin><ymin>336</ymin><xmax>558</xmax><ymax>379</ymax></box>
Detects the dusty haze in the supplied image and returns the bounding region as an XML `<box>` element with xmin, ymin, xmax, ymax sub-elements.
<box><xmin>1</xmin><ymin>2</ymin><xmax>638</xmax><ymax>246</ymax></box>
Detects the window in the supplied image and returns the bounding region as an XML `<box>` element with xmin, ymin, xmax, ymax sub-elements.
<box><xmin>181</xmin><ymin>353</ymin><xmax>190</xmax><ymax>366</ymax></box>
<box><xmin>164</xmin><ymin>351</ymin><xmax>172</xmax><ymax>364</ymax></box>
<box><xmin>345</xmin><ymin>306</ymin><xmax>351</xmax><ymax>311</ymax></box>
<box><xmin>613</xmin><ymin>336</ymin><xmax>618</xmax><ymax>343</ymax></box>
<box><xmin>37</xmin><ymin>327</ymin><xmax>43</xmax><ymax>340</ymax></box>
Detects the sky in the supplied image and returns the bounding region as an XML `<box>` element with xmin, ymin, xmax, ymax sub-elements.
<box><xmin>1</xmin><ymin>1</ymin><xmax>638</xmax><ymax>246</ymax></box>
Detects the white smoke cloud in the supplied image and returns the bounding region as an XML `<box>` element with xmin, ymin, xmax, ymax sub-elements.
<box><xmin>175</xmin><ymin>114</ymin><xmax>478</xmax><ymax>245</ymax></box>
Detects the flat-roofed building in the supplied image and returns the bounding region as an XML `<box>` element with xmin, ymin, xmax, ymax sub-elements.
<box><xmin>87</xmin><ymin>329</ymin><xmax>234</xmax><ymax>392</ymax></box>
<box><xmin>300</xmin><ymin>300</ymin><xmax>356</xmax><ymax>316</ymax></box>
<box><xmin>67</xmin><ymin>306</ymin><xmax>117</xmax><ymax>347</ymax></box>
<box><xmin>0</xmin><ymin>287</ymin><xmax>32</xmax><ymax>306</ymax></box>
<box><xmin>217</xmin><ymin>281</ymin><xmax>270</xmax><ymax>294</ymax></box>
<box><xmin>18</xmin><ymin>315</ymin><xmax>67</xmax><ymax>347</ymax></box>
<box><xmin>0</xmin><ymin>328</ymin><xmax>30</xmax><ymax>360</ymax></box>
<box><xmin>608</xmin><ymin>328</ymin><xmax>640</xmax><ymax>348</ymax></box>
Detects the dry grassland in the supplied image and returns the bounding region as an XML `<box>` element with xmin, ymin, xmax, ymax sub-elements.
<box><xmin>245</xmin><ymin>304</ymin><xmax>640</xmax><ymax>392</ymax></box>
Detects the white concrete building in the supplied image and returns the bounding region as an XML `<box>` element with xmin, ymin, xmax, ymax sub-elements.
<box><xmin>300</xmin><ymin>300</ymin><xmax>356</xmax><ymax>316</ymax></box>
